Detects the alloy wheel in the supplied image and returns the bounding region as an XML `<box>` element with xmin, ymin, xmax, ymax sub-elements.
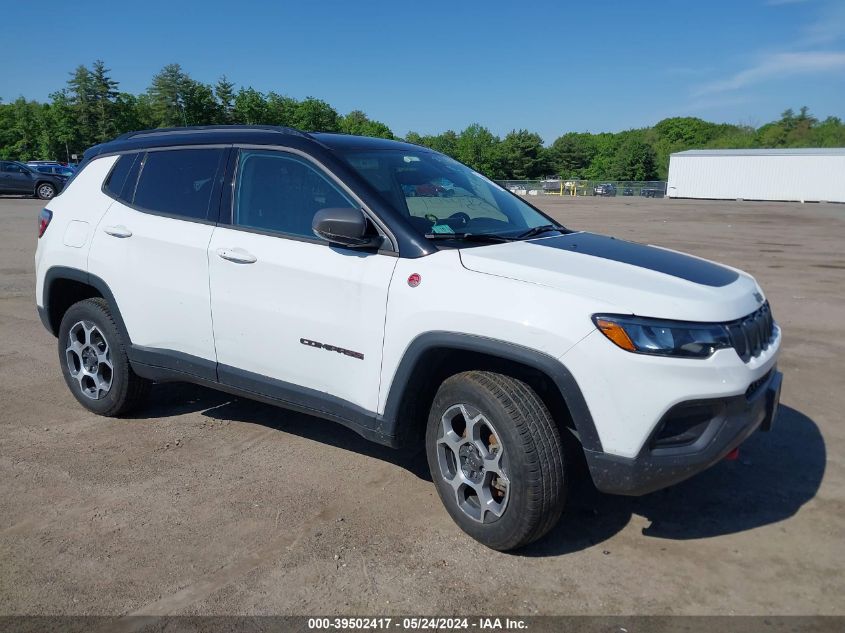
<box><xmin>435</xmin><ymin>403</ymin><xmax>510</xmax><ymax>523</ymax></box>
<box><xmin>65</xmin><ymin>320</ymin><xmax>113</xmax><ymax>400</ymax></box>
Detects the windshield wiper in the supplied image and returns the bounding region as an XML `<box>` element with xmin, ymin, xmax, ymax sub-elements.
<box><xmin>514</xmin><ymin>224</ymin><xmax>567</xmax><ymax>240</ymax></box>
<box><xmin>424</xmin><ymin>232</ymin><xmax>514</xmax><ymax>243</ymax></box>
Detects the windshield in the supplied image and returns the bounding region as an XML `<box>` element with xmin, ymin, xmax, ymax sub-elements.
<box><xmin>341</xmin><ymin>149</ymin><xmax>560</xmax><ymax>238</ymax></box>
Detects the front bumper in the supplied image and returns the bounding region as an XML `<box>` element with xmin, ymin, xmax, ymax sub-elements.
<box><xmin>584</xmin><ymin>369</ymin><xmax>782</xmax><ymax>496</ymax></box>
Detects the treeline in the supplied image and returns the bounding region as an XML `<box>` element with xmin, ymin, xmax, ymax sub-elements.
<box><xmin>2</xmin><ymin>60</ymin><xmax>844</xmax><ymax>181</ymax></box>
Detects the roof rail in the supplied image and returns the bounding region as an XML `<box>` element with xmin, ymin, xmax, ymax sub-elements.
<box><xmin>114</xmin><ymin>125</ymin><xmax>309</xmax><ymax>141</ymax></box>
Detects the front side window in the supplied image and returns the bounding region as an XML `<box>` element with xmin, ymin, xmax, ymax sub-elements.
<box><xmin>234</xmin><ymin>150</ymin><xmax>355</xmax><ymax>239</ymax></box>
<box><xmin>4</xmin><ymin>162</ymin><xmax>28</xmax><ymax>174</ymax></box>
<box><xmin>133</xmin><ymin>148</ymin><xmax>224</xmax><ymax>220</ymax></box>
<box><xmin>341</xmin><ymin>149</ymin><xmax>557</xmax><ymax>238</ymax></box>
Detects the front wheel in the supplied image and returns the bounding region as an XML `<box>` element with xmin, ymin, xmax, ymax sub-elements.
<box><xmin>425</xmin><ymin>371</ymin><xmax>566</xmax><ymax>551</ymax></box>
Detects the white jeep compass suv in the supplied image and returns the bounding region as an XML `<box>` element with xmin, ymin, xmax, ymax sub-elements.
<box><xmin>35</xmin><ymin>126</ymin><xmax>782</xmax><ymax>550</ymax></box>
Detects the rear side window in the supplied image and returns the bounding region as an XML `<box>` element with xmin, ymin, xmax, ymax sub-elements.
<box><xmin>104</xmin><ymin>154</ymin><xmax>140</xmax><ymax>201</ymax></box>
<box><xmin>133</xmin><ymin>148</ymin><xmax>224</xmax><ymax>221</ymax></box>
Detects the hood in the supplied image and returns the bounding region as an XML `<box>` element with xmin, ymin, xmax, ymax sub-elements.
<box><xmin>458</xmin><ymin>232</ymin><xmax>764</xmax><ymax>322</ymax></box>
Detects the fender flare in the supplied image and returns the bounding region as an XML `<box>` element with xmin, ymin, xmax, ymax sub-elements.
<box><xmin>41</xmin><ymin>266</ymin><xmax>133</xmax><ymax>344</ymax></box>
<box><xmin>378</xmin><ymin>331</ymin><xmax>603</xmax><ymax>452</ymax></box>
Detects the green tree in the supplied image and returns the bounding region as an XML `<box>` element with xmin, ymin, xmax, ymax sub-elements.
<box><xmin>112</xmin><ymin>93</ymin><xmax>143</xmax><ymax>134</ymax></box>
<box><xmin>454</xmin><ymin>124</ymin><xmax>504</xmax><ymax>178</ymax></box>
<box><xmin>215</xmin><ymin>76</ymin><xmax>236</xmax><ymax>124</ymax></box>
<box><xmin>340</xmin><ymin>110</ymin><xmax>393</xmax><ymax>138</ymax></box>
<box><xmin>148</xmin><ymin>63</ymin><xmax>191</xmax><ymax>127</ymax></box>
<box><xmin>265</xmin><ymin>92</ymin><xmax>298</xmax><ymax>127</ymax></box>
<box><xmin>293</xmin><ymin>97</ymin><xmax>340</xmax><ymax>131</ymax></box>
<box><xmin>2</xmin><ymin>61</ymin><xmax>845</xmax><ymax>173</ymax></box>
<box><xmin>500</xmin><ymin>129</ymin><xmax>548</xmax><ymax>179</ymax></box>
<box><xmin>810</xmin><ymin>116</ymin><xmax>845</xmax><ymax>147</ymax></box>
<box><xmin>406</xmin><ymin>130</ymin><xmax>460</xmax><ymax>157</ymax></box>
<box><xmin>233</xmin><ymin>87</ymin><xmax>268</xmax><ymax>124</ymax></box>
<box><xmin>67</xmin><ymin>64</ymin><xmax>96</xmax><ymax>146</ymax></box>
<box><xmin>43</xmin><ymin>91</ymin><xmax>78</xmax><ymax>162</ymax></box>
<box><xmin>610</xmin><ymin>137</ymin><xmax>657</xmax><ymax>180</ymax></box>
<box><xmin>549</xmin><ymin>132</ymin><xmax>596</xmax><ymax>178</ymax></box>
<box><xmin>4</xmin><ymin>98</ymin><xmax>43</xmax><ymax>160</ymax></box>
<box><xmin>90</xmin><ymin>60</ymin><xmax>119</xmax><ymax>142</ymax></box>
<box><xmin>182</xmin><ymin>80</ymin><xmax>219</xmax><ymax>126</ymax></box>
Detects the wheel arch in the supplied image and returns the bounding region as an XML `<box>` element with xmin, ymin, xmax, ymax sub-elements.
<box><xmin>379</xmin><ymin>332</ymin><xmax>603</xmax><ymax>453</ymax></box>
<box><xmin>41</xmin><ymin>267</ymin><xmax>130</xmax><ymax>344</ymax></box>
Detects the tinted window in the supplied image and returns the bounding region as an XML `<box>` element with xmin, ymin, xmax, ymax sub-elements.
<box><xmin>104</xmin><ymin>153</ymin><xmax>139</xmax><ymax>201</ymax></box>
<box><xmin>234</xmin><ymin>150</ymin><xmax>354</xmax><ymax>238</ymax></box>
<box><xmin>133</xmin><ymin>148</ymin><xmax>223</xmax><ymax>220</ymax></box>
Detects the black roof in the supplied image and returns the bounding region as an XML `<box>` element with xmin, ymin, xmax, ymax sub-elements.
<box><xmin>84</xmin><ymin>125</ymin><xmax>424</xmax><ymax>159</ymax></box>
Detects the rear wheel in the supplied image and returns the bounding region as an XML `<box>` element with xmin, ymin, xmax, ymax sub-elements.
<box><xmin>58</xmin><ymin>298</ymin><xmax>150</xmax><ymax>416</ymax></box>
<box><xmin>425</xmin><ymin>371</ymin><xmax>566</xmax><ymax>551</ymax></box>
<box><xmin>36</xmin><ymin>182</ymin><xmax>56</xmax><ymax>200</ymax></box>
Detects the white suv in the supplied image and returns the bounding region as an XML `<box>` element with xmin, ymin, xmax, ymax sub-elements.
<box><xmin>35</xmin><ymin>126</ymin><xmax>782</xmax><ymax>550</ymax></box>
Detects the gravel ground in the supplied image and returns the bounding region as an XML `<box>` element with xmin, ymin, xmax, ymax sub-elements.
<box><xmin>0</xmin><ymin>194</ymin><xmax>843</xmax><ymax>617</ymax></box>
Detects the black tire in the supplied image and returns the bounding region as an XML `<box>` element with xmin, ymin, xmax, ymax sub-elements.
<box><xmin>58</xmin><ymin>298</ymin><xmax>150</xmax><ymax>416</ymax></box>
<box><xmin>35</xmin><ymin>182</ymin><xmax>56</xmax><ymax>200</ymax></box>
<box><xmin>425</xmin><ymin>371</ymin><xmax>566</xmax><ymax>551</ymax></box>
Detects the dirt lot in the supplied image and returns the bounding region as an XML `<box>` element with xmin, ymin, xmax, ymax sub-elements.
<box><xmin>1</xmin><ymin>195</ymin><xmax>843</xmax><ymax>617</ymax></box>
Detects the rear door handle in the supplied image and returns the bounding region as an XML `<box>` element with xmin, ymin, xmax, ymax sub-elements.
<box><xmin>216</xmin><ymin>247</ymin><xmax>257</xmax><ymax>264</ymax></box>
<box><xmin>103</xmin><ymin>225</ymin><xmax>132</xmax><ymax>238</ymax></box>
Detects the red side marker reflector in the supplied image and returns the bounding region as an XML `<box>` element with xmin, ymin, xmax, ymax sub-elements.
<box><xmin>407</xmin><ymin>273</ymin><xmax>421</xmax><ymax>287</ymax></box>
<box><xmin>724</xmin><ymin>448</ymin><xmax>740</xmax><ymax>461</ymax></box>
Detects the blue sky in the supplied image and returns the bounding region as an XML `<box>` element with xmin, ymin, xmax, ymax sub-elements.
<box><xmin>2</xmin><ymin>0</ymin><xmax>843</xmax><ymax>142</ymax></box>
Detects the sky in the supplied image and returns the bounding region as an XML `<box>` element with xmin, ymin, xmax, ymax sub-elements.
<box><xmin>1</xmin><ymin>0</ymin><xmax>843</xmax><ymax>142</ymax></box>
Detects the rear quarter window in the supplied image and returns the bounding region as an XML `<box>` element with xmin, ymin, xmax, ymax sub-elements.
<box><xmin>132</xmin><ymin>148</ymin><xmax>225</xmax><ymax>221</ymax></box>
<box><xmin>103</xmin><ymin>153</ymin><xmax>140</xmax><ymax>201</ymax></box>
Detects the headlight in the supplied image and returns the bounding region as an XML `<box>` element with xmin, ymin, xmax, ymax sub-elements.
<box><xmin>592</xmin><ymin>314</ymin><xmax>731</xmax><ymax>358</ymax></box>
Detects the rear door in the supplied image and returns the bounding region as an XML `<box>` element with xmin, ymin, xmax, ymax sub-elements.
<box><xmin>207</xmin><ymin>148</ymin><xmax>397</xmax><ymax>413</ymax></box>
<box><xmin>88</xmin><ymin>147</ymin><xmax>229</xmax><ymax>379</ymax></box>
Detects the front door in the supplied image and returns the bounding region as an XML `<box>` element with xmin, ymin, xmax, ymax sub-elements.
<box><xmin>208</xmin><ymin>148</ymin><xmax>397</xmax><ymax>414</ymax></box>
<box><xmin>0</xmin><ymin>162</ymin><xmax>33</xmax><ymax>193</ymax></box>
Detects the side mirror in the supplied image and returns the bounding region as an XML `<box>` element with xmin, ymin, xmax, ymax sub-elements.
<box><xmin>312</xmin><ymin>207</ymin><xmax>382</xmax><ymax>248</ymax></box>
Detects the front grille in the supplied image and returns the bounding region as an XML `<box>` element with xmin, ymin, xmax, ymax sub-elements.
<box><xmin>727</xmin><ymin>301</ymin><xmax>775</xmax><ymax>362</ymax></box>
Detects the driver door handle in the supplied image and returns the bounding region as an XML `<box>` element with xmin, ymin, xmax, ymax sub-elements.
<box><xmin>103</xmin><ymin>225</ymin><xmax>132</xmax><ymax>238</ymax></box>
<box><xmin>216</xmin><ymin>247</ymin><xmax>257</xmax><ymax>264</ymax></box>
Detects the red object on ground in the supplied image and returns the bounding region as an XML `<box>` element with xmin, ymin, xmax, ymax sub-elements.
<box><xmin>724</xmin><ymin>447</ymin><xmax>740</xmax><ymax>461</ymax></box>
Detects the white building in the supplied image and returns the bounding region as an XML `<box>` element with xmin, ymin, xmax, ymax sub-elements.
<box><xmin>667</xmin><ymin>148</ymin><xmax>845</xmax><ymax>203</ymax></box>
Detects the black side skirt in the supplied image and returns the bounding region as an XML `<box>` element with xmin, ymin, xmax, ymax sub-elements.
<box><xmin>129</xmin><ymin>349</ymin><xmax>396</xmax><ymax>447</ymax></box>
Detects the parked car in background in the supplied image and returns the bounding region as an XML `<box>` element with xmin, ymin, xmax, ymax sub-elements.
<box><xmin>640</xmin><ymin>187</ymin><xmax>664</xmax><ymax>198</ymax></box>
<box><xmin>541</xmin><ymin>178</ymin><xmax>562</xmax><ymax>193</ymax></box>
<box><xmin>622</xmin><ymin>187</ymin><xmax>635</xmax><ymax>196</ymax></box>
<box><xmin>0</xmin><ymin>160</ymin><xmax>67</xmax><ymax>199</ymax></box>
<box><xmin>593</xmin><ymin>183</ymin><xmax>616</xmax><ymax>196</ymax></box>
